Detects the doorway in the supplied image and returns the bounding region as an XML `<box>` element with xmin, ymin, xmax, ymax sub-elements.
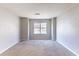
<box><xmin>29</xmin><ymin>19</ymin><xmax>51</xmax><ymax>40</ymax></box>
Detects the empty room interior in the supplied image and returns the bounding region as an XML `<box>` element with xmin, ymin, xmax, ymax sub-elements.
<box><xmin>0</xmin><ymin>3</ymin><xmax>79</xmax><ymax>56</ymax></box>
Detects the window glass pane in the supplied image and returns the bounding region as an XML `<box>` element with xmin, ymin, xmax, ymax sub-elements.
<box><xmin>34</xmin><ymin>23</ymin><xmax>40</xmax><ymax>28</ymax></box>
<box><xmin>34</xmin><ymin>23</ymin><xmax>40</xmax><ymax>34</ymax></box>
<box><xmin>41</xmin><ymin>23</ymin><xmax>47</xmax><ymax>27</ymax></box>
<box><xmin>41</xmin><ymin>23</ymin><xmax>47</xmax><ymax>34</ymax></box>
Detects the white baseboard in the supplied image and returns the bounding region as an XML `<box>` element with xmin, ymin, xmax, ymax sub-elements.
<box><xmin>0</xmin><ymin>41</ymin><xmax>19</xmax><ymax>54</ymax></box>
<box><xmin>57</xmin><ymin>41</ymin><xmax>78</xmax><ymax>56</ymax></box>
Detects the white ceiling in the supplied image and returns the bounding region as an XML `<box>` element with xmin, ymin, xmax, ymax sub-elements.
<box><xmin>0</xmin><ymin>3</ymin><xmax>78</xmax><ymax>19</ymax></box>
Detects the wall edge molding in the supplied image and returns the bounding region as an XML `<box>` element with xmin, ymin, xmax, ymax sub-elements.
<box><xmin>57</xmin><ymin>40</ymin><xmax>78</xmax><ymax>56</ymax></box>
<box><xmin>0</xmin><ymin>41</ymin><xmax>19</xmax><ymax>54</ymax></box>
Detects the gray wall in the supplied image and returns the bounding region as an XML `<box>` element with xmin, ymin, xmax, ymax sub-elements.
<box><xmin>53</xmin><ymin>17</ymin><xmax>57</xmax><ymax>41</ymax></box>
<box><xmin>20</xmin><ymin>17</ymin><xmax>28</xmax><ymax>41</ymax></box>
<box><xmin>51</xmin><ymin>17</ymin><xmax>57</xmax><ymax>41</ymax></box>
<box><xmin>51</xmin><ymin>18</ymin><xmax>53</xmax><ymax>40</ymax></box>
<box><xmin>57</xmin><ymin>5</ymin><xmax>79</xmax><ymax>55</ymax></box>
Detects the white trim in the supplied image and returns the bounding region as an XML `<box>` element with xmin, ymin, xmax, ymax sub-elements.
<box><xmin>57</xmin><ymin>40</ymin><xmax>78</xmax><ymax>56</ymax></box>
<box><xmin>0</xmin><ymin>41</ymin><xmax>18</xmax><ymax>54</ymax></box>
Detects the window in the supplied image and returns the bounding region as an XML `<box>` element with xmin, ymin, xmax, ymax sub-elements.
<box><xmin>34</xmin><ymin>23</ymin><xmax>40</xmax><ymax>34</ymax></box>
<box><xmin>34</xmin><ymin>22</ymin><xmax>47</xmax><ymax>34</ymax></box>
<box><xmin>41</xmin><ymin>23</ymin><xmax>47</xmax><ymax>34</ymax></box>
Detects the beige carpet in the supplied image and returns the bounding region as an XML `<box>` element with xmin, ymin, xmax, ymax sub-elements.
<box><xmin>0</xmin><ymin>40</ymin><xmax>75</xmax><ymax>56</ymax></box>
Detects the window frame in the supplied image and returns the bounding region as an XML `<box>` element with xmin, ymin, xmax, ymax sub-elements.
<box><xmin>33</xmin><ymin>22</ymin><xmax>47</xmax><ymax>34</ymax></box>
